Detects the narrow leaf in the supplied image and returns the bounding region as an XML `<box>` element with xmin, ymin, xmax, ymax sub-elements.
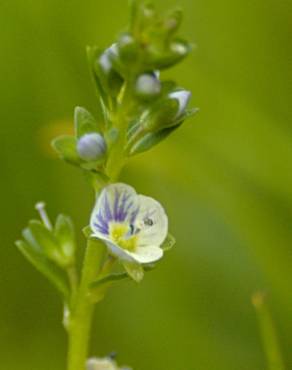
<box><xmin>90</xmin><ymin>272</ymin><xmax>129</xmax><ymax>289</ymax></box>
<box><xmin>129</xmin><ymin>124</ymin><xmax>181</xmax><ymax>155</ymax></box>
<box><xmin>28</xmin><ymin>220</ymin><xmax>63</xmax><ymax>266</ymax></box>
<box><xmin>16</xmin><ymin>240</ymin><xmax>69</xmax><ymax>301</ymax></box>
<box><xmin>54</xmin><ymin>215</ymin><xmax>76</xmax><ymax>264</ymax></box>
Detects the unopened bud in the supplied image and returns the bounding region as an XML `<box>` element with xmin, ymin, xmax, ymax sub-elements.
<box><xmin>77</xmin><ymin>133</ymin><xmax>107</xmax><ymax>161</ymax></box>
<box><xmin>99</xmin><ymin>44</ymin><xmax>119</xmax><ymax>73</ymax></box>
<box><xmin>86</xmin><ymin>357</ymin><xmax>118</xmax><ymax>370</ymax></box>
<box><xmin>135</xmin><ymin>73</ymin><xmax>161</xmax><ymax>98</ymax></box>
<box><xmin>169</xmin><ymin>90</ymin><xmax>191</xmax><ymax>118</ymax></box>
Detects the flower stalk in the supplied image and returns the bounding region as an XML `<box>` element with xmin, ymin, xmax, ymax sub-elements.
<box><xmin>16</xmin><ymin>1</ymin><xmax>194</xmax><ymax>369</ymax></box>
<box><xmin>67</xmin><ymin>239</ymin><xmax>105</xmax><ymax>370</ymax></box>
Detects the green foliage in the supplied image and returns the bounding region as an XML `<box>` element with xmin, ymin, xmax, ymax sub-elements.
<box><xmin>16</xmin><ymin>210</ymin><xmax>77</xmax><ymax>304</ymax></box>
<box><xmin>16</xmin><ymin>240</ymin><xmax>70</xmax><ymax>301</ymax></box>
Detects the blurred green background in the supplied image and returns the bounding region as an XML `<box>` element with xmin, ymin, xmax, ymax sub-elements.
<box><xmin>1</xmin><ymin>0</ymin><xmax>291</xmax><ymax>369</ymax></box>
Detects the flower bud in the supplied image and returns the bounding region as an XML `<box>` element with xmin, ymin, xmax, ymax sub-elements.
<box><xmin>77</xmin><ymin>133</ymin><xmax>107</xmax><ymax>161</ymax></box>
<box><xmin>99</xmin><ymin>44</ymin><xmax>119</xmax><ymax>73</ymax></box>
<box><xmin>135</xmin><ymin>73</ymin><xmax>161</xmax><ymax>98</ymax></box>
<box><xmin>96</xmin><ymin>44</ymin><xmax>124</xmax><ymax>97</ymax></box>
<box><xmin>118</xmin><ymin>34</ymin><xmax>139</xmax><ymax>62</ymax></box>
<box><xmin>142</xmin><ymin>89</ymin><xmax>191</xmax><ymax>132</ymax></box>
<box><xmin>169</xmin><ymin>89</ymin><xmax>191</xmax><ymax>118</ymax></box>
<box><xmin>86</xmin><ymin>357</ymin><xmax>129</xmax><ymax>370</ymax></box>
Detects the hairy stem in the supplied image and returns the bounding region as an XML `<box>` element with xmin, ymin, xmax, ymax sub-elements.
<box><xmin>67</xmin><ymin>239</ymin><xmax>105</xmax><ymax>370</ymax></box>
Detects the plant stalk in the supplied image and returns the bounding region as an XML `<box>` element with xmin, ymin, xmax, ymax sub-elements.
<box><xmin>67</xmin><ymin>239</ymin><xmax>105</xmax><ymax>370</ymax></box>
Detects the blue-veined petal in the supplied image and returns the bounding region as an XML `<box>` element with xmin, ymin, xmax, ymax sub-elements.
<box><xmin>134</xmin><ymin>195</ymin><xmax>168</xmax><ymax>247</ymax></box>
<box><xmin>90</xmin><ymin>183</ymin><xmax>138</xmax><ymax>238</ymax></box>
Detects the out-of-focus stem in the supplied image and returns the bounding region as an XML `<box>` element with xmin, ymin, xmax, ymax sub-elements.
<box><xmin>252</xmin><ymin>291</ymin><xmax>286</xmax><ymax>370</ymax></box>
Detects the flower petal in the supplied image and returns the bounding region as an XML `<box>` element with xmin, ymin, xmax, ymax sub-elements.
<box><xmin>106</xmin><ymin>241</ymin><xmax>135</xmax><ymax>262</ymax></box>
<box><xmin>129</xmin><ymin>245</ymin><xmax>163</xmax><ymax>264</ymax></box>
<box><xmin>134</xmin><ymin>195</ymin><xmax>168</xmax><ymax>247</ymax></box>
<box><xmin>90</xmin><ymin>183</ymin><xmax>138</xmax><ymax>239</ymax></box>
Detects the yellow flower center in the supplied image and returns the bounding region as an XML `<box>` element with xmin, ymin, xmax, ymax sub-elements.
<box><xmin>109</xmin><ymin>222</ymin><xmax>138</xmax><ymax>252</ymax></box>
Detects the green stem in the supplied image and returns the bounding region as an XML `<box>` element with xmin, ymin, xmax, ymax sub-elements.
<box><xmin>252</xmin><ymin>292</ymin><xmax>286</xmax><ymax>370</ymax></box>
<box><xmin>67</xmin><ymin>239</ymin><xmax>105</xmax><ymax>370</ymax></box>
<box><xmin>105</xmin><ymin>82</ymin><xmax>133</xmax><ymax>180</ymax></box>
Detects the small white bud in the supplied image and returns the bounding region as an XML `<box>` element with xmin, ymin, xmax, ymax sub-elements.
<box><xmin>86</xmin><ymin>358</ymin><xmax>118</xmax><ymax>370</ymax></box>
<box><xmin>77</xmin><ymin>133</ymin><xmax>107</xmax><ymax>161</ymax></box>
<box><xmin>169</xmin><ymin>90</ymin><xmax>191</xmax><ymax>117</ymax></box>
<box><xmin>170</xmin><ymin>41</ymin><xmax>188</xmax><ymax>55</ymax></box>
<box><xmin>99</xmin><ymin>44</ymin><xmax>118</xmax><ymax>73</ymax></box>
<box><xmin>135</xmin><ymin>74</ymin><xmax>161</xmax><ymax>97</ymax></box>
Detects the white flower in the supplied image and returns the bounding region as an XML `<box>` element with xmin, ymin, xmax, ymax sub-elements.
<box><xmin>90</xmin><ymin>183</ymin><xmax>168</xmax><ymax>281</ymax></box>
<box><xmin>87</xmin><ymin>357</ymin><xmax>131</xmax><ymax>370</ymax></box>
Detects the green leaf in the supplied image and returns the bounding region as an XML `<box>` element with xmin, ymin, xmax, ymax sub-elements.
<box><xmin>123</xmin><ymin>262</ymin><xmax>144</xmax><ymax>282</ymax></box>
<box><xmin>129</xmin><ymin>124</ymin><xmax>181</xmax><ymax>155</ymax></box>
<box><xmin>16</xmin><ymin>240</ymin><xmax>69</xmax><ymax>301</ymax></box>
<box><xmin>54</xmin><ymin>215</ymin><xmax>76</xmax><ymax>265</ymax></box>
<box><xmin>51</xmin><ymin>135</ymin><xmax>80</xmax><ymax>165</ymax></box>
<box><xmin>28</xmin><ymin>220</ymin><xmax>65</xmax><ymax>267</ymax></box>
<box><xmin>144</xmin><ymin>98</ymin><xmax>179</xmax><ymax>131</ymax></box>
<box><xmin>161</xmin><ymin>233</ymin><xmax>176</xmax><ymax>251</ymax></box>
<box><xmin>74</xmin><ymin>106</ymin><xmax>100</xmax><ymax>138</ymax></box>
<box><xmin>90</xmin><ymin>272</ymin><xmax>129</xmax><ymax>289</ymax></box>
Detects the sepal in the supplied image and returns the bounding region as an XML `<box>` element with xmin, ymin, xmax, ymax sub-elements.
<box><xmin>54</xmin><ymin>215</ymin><xmax>76</xmax><ymax>266</ymax></box>
<box><xmin>161</xmin><ymin>233</ymin><xmax>176</xmax><ymax>251</ymax></box>
<box><xmin>129</xmin><ymin>124</ymin><xmax>181</xmax><ymax>155</ymax></box>
<box><xmin>74</xmin><ymin>106</ymin><xmax>101</xmax><ymax>138</ymax></box>
<box><xmin>52</xmin><ymin>135</ymin><xmax>80</xmax><ymax>166</ymax></box>
<box><xmin>123</xmin><ymin>261</ymin><xmax>144</xmax><ymax>282</ymax></box>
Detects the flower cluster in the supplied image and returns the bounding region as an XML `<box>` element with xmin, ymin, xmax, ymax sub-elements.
<box><xmin>16</xmin><ymin>1</ymin><xmax>194</xmax><ymax>369</ymax></box>
<box><xmin>52</xmin><ymin>0</ymin><xmax>197</xmax><ymax>183</ymax></box>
